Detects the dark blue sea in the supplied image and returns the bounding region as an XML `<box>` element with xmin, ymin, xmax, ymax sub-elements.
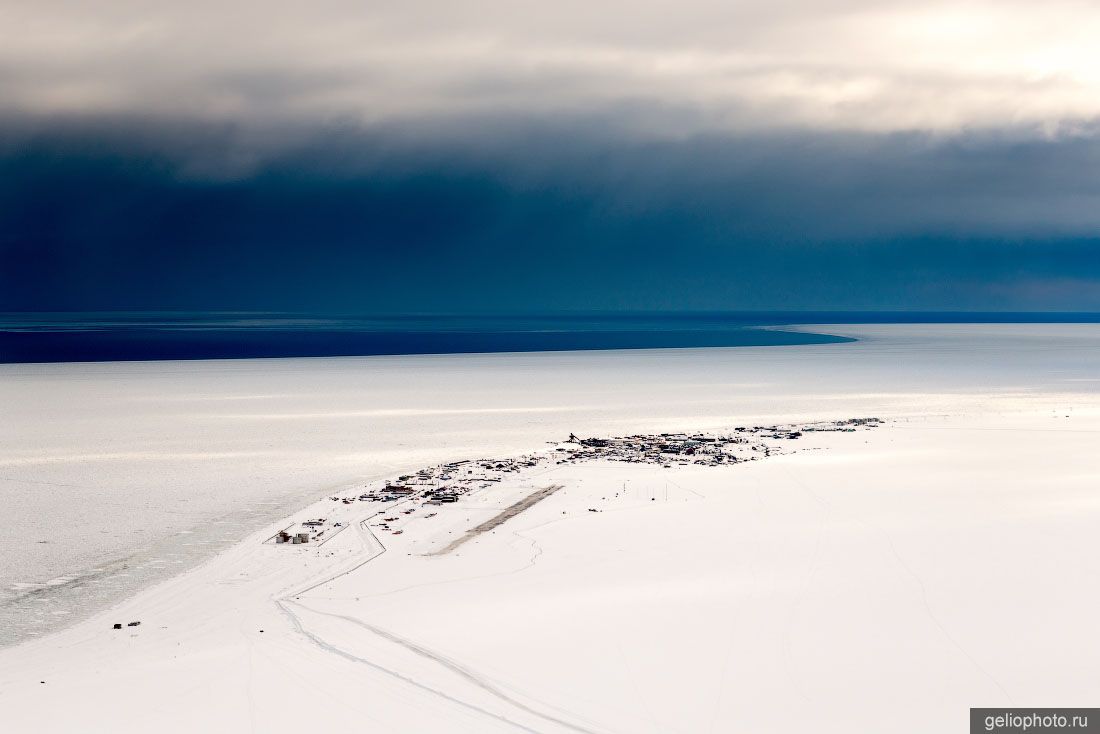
<box><xmin>2</xmin><ymin>311</ymin><xmax>1098</xmax><ymax>363</ymax></box>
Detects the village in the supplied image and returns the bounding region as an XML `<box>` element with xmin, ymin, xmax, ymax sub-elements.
<box><xmin>270</xmin><ymin>418</ymin><xmax>883</xmax><ymax>546</ymax></box>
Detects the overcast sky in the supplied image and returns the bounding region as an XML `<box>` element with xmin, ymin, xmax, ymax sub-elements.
<box><xmin>2</xmin><ymin>1</ymin><xmax>1099</xmax><ymax>312</ymax></box>
<box><xmin>5</xmin><ymin>0</ymin><xmax>1100</xmax><ymax>133</ymax></box>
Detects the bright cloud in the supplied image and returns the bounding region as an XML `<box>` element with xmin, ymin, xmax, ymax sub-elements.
<box><xmin>2</xmin><ymin>0</ymin><xmax>1100</xmax><ymax>134</ymax></box>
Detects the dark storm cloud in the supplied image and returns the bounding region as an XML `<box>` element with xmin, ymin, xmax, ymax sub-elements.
<box><xmin>4</xmin><ymin>3</ymin><xmax>1099</xmax><ymax>315</ymax></box>
<box><xmin>2</xmin><ymin>115</ymin><xmax>1100</xmax><ymax>312</ymax></box>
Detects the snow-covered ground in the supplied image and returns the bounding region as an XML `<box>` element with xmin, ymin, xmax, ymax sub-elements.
<box><xmin>2</xmin><ymin>324</ymin><xmax>1100</xmax><ymax>731</ymax></box>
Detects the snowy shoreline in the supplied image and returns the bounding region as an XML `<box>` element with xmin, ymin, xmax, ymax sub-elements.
<box><xmin>4</xmin><ymin>324</ymin><xmax>1100</xmax><ymax>731</ymax></box>
<box><xmin>5</xmin><ymin>405</ymin><xmax>1100</xmax><ymax>731</ymax></box>
<box><xmin>3</xmin><ymin>333</ymin><xmax>881</xmax><ymax>647</ymax></box>
<box><xmin>0</xmin><ymin>324</ymin><xmax>1091</xmax><ymax>644</ymax></box>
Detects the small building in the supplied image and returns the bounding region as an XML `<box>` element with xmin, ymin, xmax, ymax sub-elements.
<box><xmin>385</xmin><ymin>485</ymin><xmax>416</xmax><ymax>495</ymax></box>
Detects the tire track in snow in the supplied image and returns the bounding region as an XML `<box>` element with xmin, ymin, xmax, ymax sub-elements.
<box><xmin>277</xmin><ymin>503</ymin><xmax>608</xmax><ymax>734</ymax></box>
<box><xmin>275</xmin><ymin>597</ymin><xmax>542</xmax><ymax>733</ymax></box>
<box><xmin>292</xmin><ymin>600</ymin><xmax>607</xmax><ymax>734</ymax></box>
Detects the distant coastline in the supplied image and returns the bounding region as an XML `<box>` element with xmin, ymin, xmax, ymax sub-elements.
<box><xmin>6</xmin><ymin>310</ymin><xmax>1100</xmax><ymax>364</ymax></box>
<box><xmin>0</xmin><ymin>312</ymin><xmax>862</xmax><ymax>363</ymax></box>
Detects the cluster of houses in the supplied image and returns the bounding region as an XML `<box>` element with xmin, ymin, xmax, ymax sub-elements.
<box><xmin>554</xmin><ymin>419</ymin><xmax>880</xmax><ymax>467</ymax></box>
<box><xmin>332</xmin><ymin>417</ymin><xmax>885</xmax><ymax>509</ymax></box>
<box><xmin>341</xmin><ymin>456</ymin><xmax>549</xmax><ymax>509</ymax></box>
<box><xmin>290</xmin><ymin>418</ymin><xmax>886</xmax><ymax>544</ymax></box>
<box><xmin>558</xmin><ymin>432</ymin><xmax>761</xmax><ymax>466</ymax></box>
<box><xmin>275</xmin><ymin>530</ymin><xmax>311</xmax><ymax>544</ymax></box>
<box><xmin>805</xmin><ymin>417</ymin><xmax>882</xmax><ymax>432</ymax></box>
<box><xmin>272</xmin><ymin>517</ymin><xmax>346</xmax><ymax>545</ymax></box>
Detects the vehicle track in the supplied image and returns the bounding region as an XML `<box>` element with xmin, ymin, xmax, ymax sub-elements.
<box><xmin>276</xmin><ymin>495</ymin><xmax>609</xmax><ymax>734</ymax></box>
